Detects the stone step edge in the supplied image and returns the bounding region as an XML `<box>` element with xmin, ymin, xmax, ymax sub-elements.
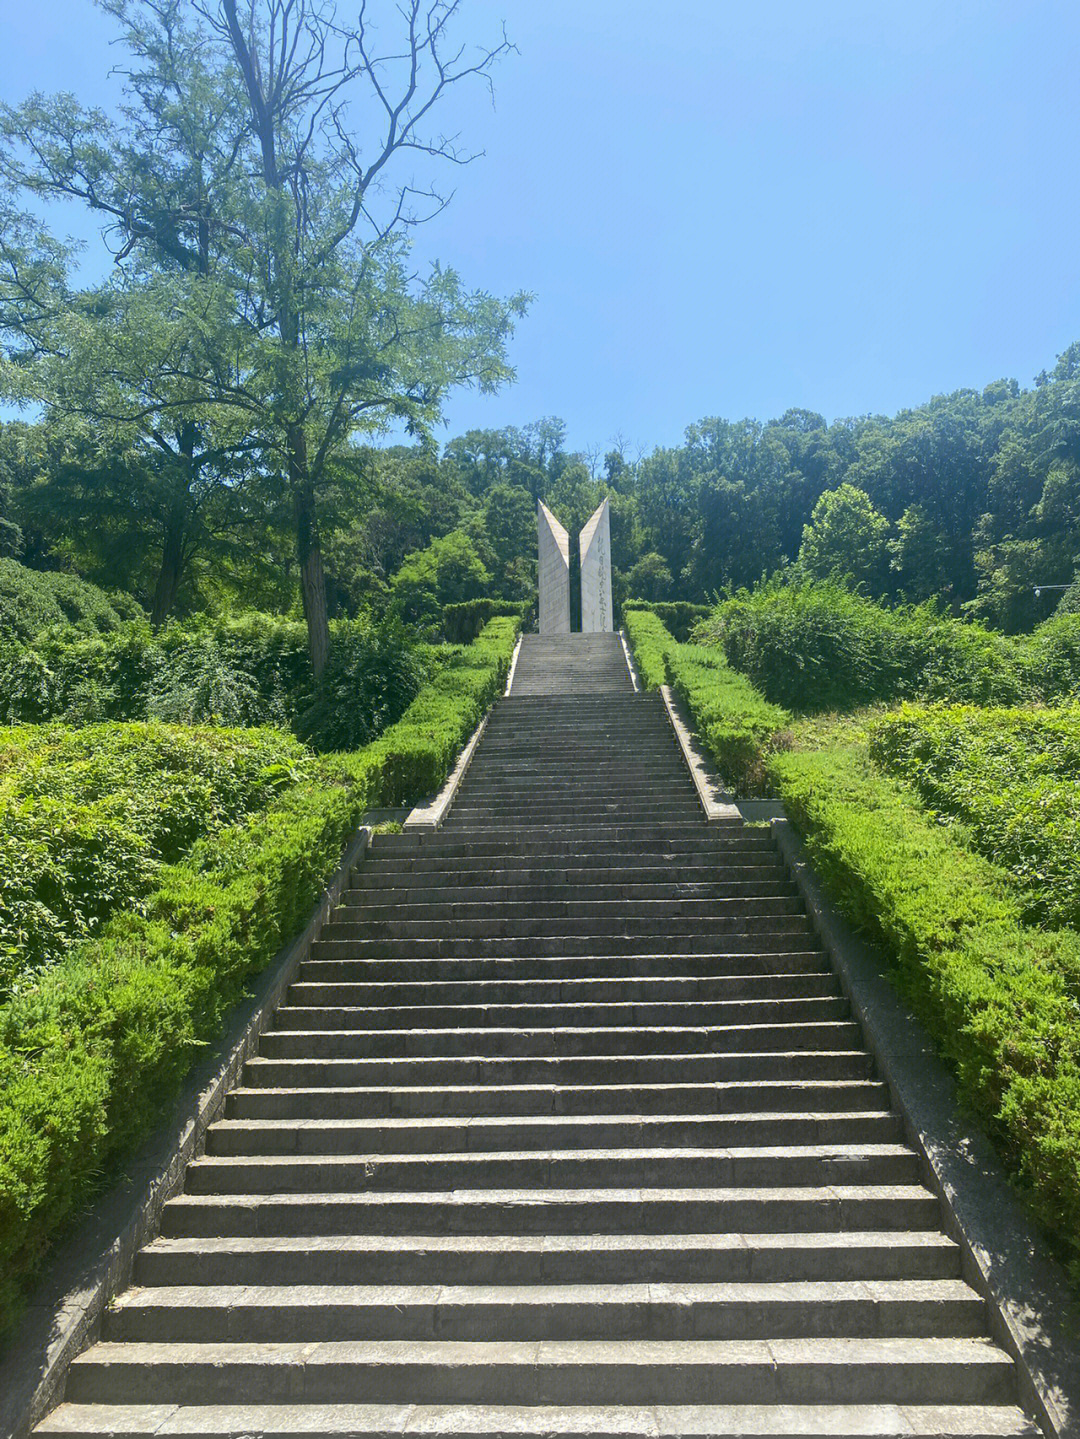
<box><xmin>35</xmin><ymin>1401</ymin><xmax>1040</xmax><ymax>1438</ymax></box>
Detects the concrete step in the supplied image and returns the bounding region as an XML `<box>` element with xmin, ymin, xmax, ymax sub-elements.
<box><xmin>255</xmin><ymin>1021</ymin><xmax>864</xmax><ymax>1059</ymax></box>
<box><xmin>310</xmin><ymin>932</ymin><xmax>821</xmax><ymax>962</ymax></box>
<box><xmin>298</xmin><ymin>952</ymin><xmax>833</xmax><ymax>983</ymax></box>
<box><xmin>159</xmin><ymin>1185</ymin><xmax>944</xmax><ymax>1238</ymax></box>
<box><xmin>317</xmin><ymin>919</ymin><xmax>814</xmax><ymax>948</ymax></box>
<box><xmin>344</xmin><ymin>882</ymin><xmax>797</xmax><ymax>905</ymax></box>
<box><xmin>135</xmin><ymin>1230</ymin><xmax>964</xmax><ymax>1288</ymax></box>
<box><xmin>35</xmin><ymin>1401</ymin><xmax>1041</xmax><ymax>1438</ymax></box>
<box><xmin>206</xmin><ymin>1111</ymin><xmax>901</xmax><ymax>1156</ymax></box>
<box><xmin>65</xmin><ymin>1336</ymin><xmax>1017</xmax><ymax>1406</ymax></box>
<box><xmin>370</xmin><ymin>826</ymin><xmax>743</xmax><ymax>854</ymax></box>
<box><xmin>363</xmin><ymin>840</ymin><xmax>776</xmax><ymax>857</ymax></box>
<box><xmin>332</xmin><ymin>898</ymin><xmax>806</xmax><ymax>926</ymax></box>
<box><xmin>352</xmin><ymin>864</ymin><xmax>788</xmax><ymax>890</ymax></box>
<box><xmin>285</xmin><ymin>972</ymin><xmax>842</xmax><ymax>1005</ymax></box>
<box><xmin>103</xmin><ymin>1279</ymin><xmax>986</xmax><ymax>1343</ymax></box>
<box><xmin>183</xmin><ymin>1145</ymin><xmax>923</xmax><ymax>1195</ymax></box>
<box><xmin>269</xmin><ymin>997</ymin><xmax>852</xmax><ymax>1031</ymax></box>
<box><xmin>367</xmin><ymin>838</ymin><xmax>760</xmax><ymax>863</ymax></box>
<box><xmin>225</xmin><ymin>1078</ymin><xmax>894</xmax><ymax>1120</ymax></box>
<box><xmin>239</xmin><ymin>1050</ymin><xmax>875</xmax><ymax>1089</ymax></box>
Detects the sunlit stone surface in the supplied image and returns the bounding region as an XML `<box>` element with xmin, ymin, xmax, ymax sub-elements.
<box><xmin>580</xmin><ymin>497</ymin><xmax>613</xmax><ymax>632</ymax></box>
<box><xmin>537</xmin><ymin>501</ymin><xmax>571</xmax><ymax>634</ymax></box>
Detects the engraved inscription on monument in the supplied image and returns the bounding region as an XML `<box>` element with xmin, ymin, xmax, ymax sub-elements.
<box><xmin>579</xmin><ymin>497</ymin><xmax>613</xmax><ymax>632</ymax></box>
<box><xmin>537</xmin><ymin>501</ymin><xmax>571</xmax><ymax>634</ymax></box>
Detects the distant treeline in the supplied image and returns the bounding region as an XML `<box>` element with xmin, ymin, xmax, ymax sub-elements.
<box><xmin>7</xmin><ymin>345</ymin><xmax>1080</xmax><ymax>634</ymax></box>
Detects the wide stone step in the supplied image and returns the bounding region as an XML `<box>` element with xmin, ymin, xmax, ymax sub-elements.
<box><xmin>286</xmin><ymin>972</ymin><xmax>841</xmax><ymax>1006</ymax></box>
<box><xmin>334</xmin><ymin>898</ymin><xmax>805</xmax><ymax>927</ymax></box>
<box><xmin>205</xmin><ymin>1110</ymin><xmax>903</xmax><ymax>1156</ymax></box>
<box><xmin>456</xmin><ymin>772</ymin><xmax>685</xmax><ymax>786</ymax></box>
<box><xmin>65</xmin><ymin>1336</ymin><xmax>1017</xmax><ymax>1406</ymax></box>
<box><xmin>240</xmin><ymin>1049</ymin><xmax>874</xmax><ymax>1088</ymax></box>
<box><xmin>455</xmin><ymin>770</ymin><xmax>688</xmax><ymax>786</ymax></box>
<box><xmin>368</xmin><ymin>835</ymin><xmax>759</xmax><ymax>861</ymax></box>
<box><xmin>135</xmin><ymin>1229</ymin><xmax>964</xmax><ymax>1288</ymax></box>
<box><xmin>104</xmin><ymin>1279</ymin><xmax>986</xmax><ymax>1344</ymax></box>
<box><xmin>256</xmin><ymin>1021</ymin><xmax>863</xmax><ymax>1060</ymax></box>
<box><xmin>269</xmin><ymin>997</ymin><xmax>851</xmax><ymax>1031</ymax></box>
<box><xmin>182</xmin><ymin>1146</ymin><xmax>922</xmax><ymax>1195</ymax></box>
<box><xmin>448</xmin><ymin>786</ymin><xmax>695</xmax><ymax>803</ymax></box>
<box><xmin>440</xmin><ymin>811</ymin><xmax>709</xmax><ymax>827</ymax></box>
<box><xmin>35</xmin><ymin>1401</ymin><xmax>1040</xmax><ymax>1438</ymax></box>
<box><xmin>311</xmin><ymin>933</ymin><xmax>820</xmax><ymax>962</ymax></box>
<box><xmin>298</xmin><ymin>951</ymin><xmax>831</xmax><ymax>983</ymax></box>
<box><xmin>160</xmin><ymin>1184</ymin><xmax>943</xmax><ymax>1238</ymax></box>
<box><xmin>226</xmin><ymin>1077</ymin><xmax>892</xmax><ymax>1120</ymax></box>
<box><xmin>371</xmin><ymin>826</ymin><xmax>740</xmax><ymax>853</ymax></box>
<box><xmin>345</xmin><ymin>882</ymin><xmax>797</xmax><ymax>906</ymax></box>
<box><xmin>352</xmin><ymin>864</ymin><xmax>788</xmax><ymax>890</ymax></box>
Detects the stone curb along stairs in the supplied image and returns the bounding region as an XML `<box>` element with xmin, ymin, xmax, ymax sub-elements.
<box><xmin>35</xmin><ymin>632</ymin><xmax>1042</xmax><ymax>1438</ymax></box>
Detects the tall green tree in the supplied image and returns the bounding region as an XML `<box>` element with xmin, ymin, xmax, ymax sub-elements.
<box><xmin>2</xmin><ymin>0</ymin><xmax>527</xmax><ymax>671</ymax></box>
<box><xmin>797</xmin><ymin>483</ymin><xmax>892</xmax><ymax>593</ymax></box>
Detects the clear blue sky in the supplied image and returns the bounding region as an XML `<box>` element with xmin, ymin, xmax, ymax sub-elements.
<box><xmin>4</xmin><ymin>1</ymin><xmax>1080</xmax><ymax>455</ymax></box>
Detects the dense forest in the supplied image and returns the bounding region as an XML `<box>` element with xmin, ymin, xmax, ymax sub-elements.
<box><xmin>5</xmin><ymin>346</ymin><xmax>1080</xmax><ymax>636</ymax></box>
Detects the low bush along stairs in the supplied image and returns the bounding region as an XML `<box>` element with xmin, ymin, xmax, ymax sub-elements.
<box><xmin>41</xmin><ymin>633</ymin><xmax>1037</xmax><ymax>1439</ymax></box>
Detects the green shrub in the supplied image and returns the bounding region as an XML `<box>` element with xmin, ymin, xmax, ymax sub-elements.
<box><xmin>0</xmin><ymin>558</ymin><xmax>142</xmax><ymax>641</ymax></box>
<box><xmin>768</xmin><ymin>744</ymin><xmax>1080</xmax><ymax>1278</ymax></box>
<box><xmin>870</xmin><ymin>704</ymin><xmax>1080</xmax><ymax>930</ymax></box>
<box><xmin>1020</xmin><ymin>612</ymin><xmax>1080</xmax><ymax>701</ymax></box>
<box><xmin>623</xmin><ymin>600</ymin><xmax>711</xmax><ymax>643</ymax></box>
<box><xmin>624</xmin><ymin>608</ymin><xmax>789</xmax><ymax>792</ymax></box>
<box><xmin>440</xmin><ymin>598</ymin><xmax>530</xmax><ymax>645</ymax></box>
<box><xmin>703</xmin><ymin>582</ymin><xmax>1027</xmax><ymax>711</ymax></box>
<box><xmin>623</xmin><ymin>608</ymin><xmax>672</xmax><ymax>690</ymax></box>
<box><xmin>0</xmin><ymin>723</ymin><xmax>311</xmax><ymax>995</ymax></box>
<box><xmin>0</xmin><ymin>614</ymin><xmax>519</xmax><ymax>1331</ymax></box>
<box><xmin>0</xmin><ymin>612</ymin><xmax>431</xmax><ymax>750</ymax></box>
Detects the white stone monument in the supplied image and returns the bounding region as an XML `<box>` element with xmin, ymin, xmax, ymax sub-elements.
<box><xmin>537</xmin><ymin>501</ymin><xmax>571</xmax><ymax>634</ymax></box>
<box><xmin>579</xmin><ymin>497</ymin><xmax>613</xmax><ymax>632</ymax></box>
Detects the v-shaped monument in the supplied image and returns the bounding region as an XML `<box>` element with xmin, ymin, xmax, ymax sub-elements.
<box><xmin>537</xmin><ymin>501</ymin><xmax>571</xmax><ymax>634</ymax></box>
<box><xmin>579</xmin><ymin>497</ymin><xmax>613</xmax><ymax>632</ymax></box>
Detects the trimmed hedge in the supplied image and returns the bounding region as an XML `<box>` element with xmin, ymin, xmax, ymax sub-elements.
<box><xmin>623</xmin><ymin>601</ymin><xmax>711</xmax><ymax>643</ymax></box>
<box><xmin>0</xmin><ymin>723</ymin><xmax>311</xmax><ymax>994</ymax></box>
<box><xmin>440</xmin><ymin>598</ymin><xmax>531</xmax><ymax>645</ymax></box>
<box><xmin>0</xmin><ymin>558</ymin><xmax>142</xmax><ymax>641</ymax></box>
<box><xmin>0</xmin><ymin>615</ymin><xmax>519</xmax><ymax>1331</ymax></box>
<box><xmin>623</xmin><ymin>609</ymin><xmax>789</xmax><ymax>793</ymax></box>
<box><xmin>768</xmin><ymin>744</ymin><xmax>1080</xmax><ymax>1279</ymax></box>
<box><xmin>623</xmin><ymin>607</ymin><xmax>672</xmax><ymax>690</ymax></box>
<box><xmin>869</xmin><ymin>704</ymin><xmax>1080</xmax><ymax>932</ymax></box>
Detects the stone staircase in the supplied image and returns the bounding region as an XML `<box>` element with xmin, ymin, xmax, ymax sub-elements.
<box><xmin>40</xmin><ymin>633</ymin><xmax>1037</xmax><ymax>1438</ymax></box>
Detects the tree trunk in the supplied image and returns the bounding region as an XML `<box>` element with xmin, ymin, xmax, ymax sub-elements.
<box><xmin>290</xmin><ymin>422</ymin><xmax>331</xmax><ymax>680</ymax></box>
<box><xmin>150</xmin><ymin>515</ymin><xmax>185</xmax><ymax>628</ymax></box>
<box><xmin>150</xmin><ymin>425</ymin><xmax>197</xmax><ymax>628</ymax></box>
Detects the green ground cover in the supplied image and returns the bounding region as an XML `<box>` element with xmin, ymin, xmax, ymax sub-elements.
<box><xmin>870</xmin><ymin>704</ymin><xmax>1080</xmax><ymax>931</ymax></box>
<box><xmin>0</xmin><ymin>615</ymin><xmax>519</xmax><ymax>1333</ymax></box>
